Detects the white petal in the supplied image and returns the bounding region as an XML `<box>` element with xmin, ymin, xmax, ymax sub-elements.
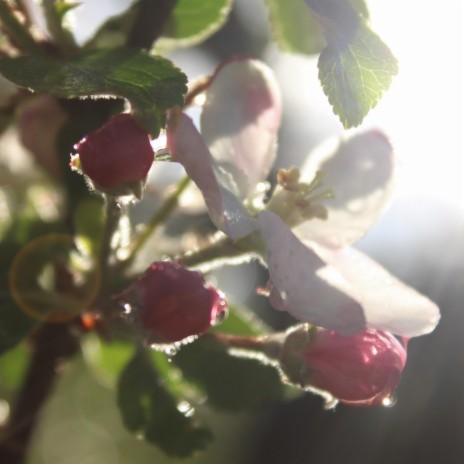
<box><xmin>167</xmin><ymin>112</ymin><xmax>257</xmax><ymax>239</ymax></box>
<box><xmin>201</xmin><ymin>58</ymin><xmax>282</xmax><ymax>200</ymax></box>
<box><xmin>314</xmin><ymin>245</ymin><xmax>441</xmax><ymax>337</ymax></box>
<box><xmin>295</xmin><ymin>130</ymin><xmax>396</xmax><ymax>248</ymax></box>
<box><xmin>258</xmin><ymin>211</ymin><xmax>366</xmax><ymax>334</ymax></box>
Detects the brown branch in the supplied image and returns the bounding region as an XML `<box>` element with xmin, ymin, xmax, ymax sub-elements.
<box><xmin>0</xmin><ymin>322</ymin><xmax>80</xmax><ymax>464</ymax></box>
<box><xmin>126</xmin><ymin>0</ymin><xmax>177</xmax><ymax>50</ymax></box>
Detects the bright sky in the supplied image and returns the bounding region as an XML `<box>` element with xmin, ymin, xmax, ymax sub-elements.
<box><xmin>365</xmin><ymin>0</ymin><xmax>463</xmax><ymax>209</ymax></box>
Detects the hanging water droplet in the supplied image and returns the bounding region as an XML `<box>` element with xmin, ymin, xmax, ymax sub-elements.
<box><xmin>211</xmin><ymin>305</ymin><xmax>228</xmax><ymax>327</ymax></box>
<box><xmin>122</xmin><ymin>303</ymin><xmax>132</xmax><ymax>315</ymax></box>
<box><xmin>381</xmin><ymin>394</ymin><xmax>397</xmax><ymax>408</ymax></box>
<box><xmin>164</xmin><ymin>345</ymin><xmax>178</xmax><ymax>357</ymax></box>
<box><xmin>147</xmin><ymin>342</ymin><xmax>178</xmax><ymax>357</ymax></box>
<box><xmin>177</xmin><ymin>401</ymin><xmax>195</xmax><ymax>418</ymax></box>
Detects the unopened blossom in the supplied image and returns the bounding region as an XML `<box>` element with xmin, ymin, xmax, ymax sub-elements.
<box><xmin>167</xmin><ymin>57</ymin><xmax>440</xmax><ymax>338</ymax></box>
<box><xmin>278</xmin><ymin>325</ymin><xmax>407</xmax><ymax>406</ymax></box>
<box><xmin>72</xmin><ymin>113</ymin><xmax>154</xmax><ymax>198</ymax></box>
<box><xmin>118</xmin><ymin>261</ymin><xmax>227</xmax><ymax>344</ymax></box>
<box><xmin>18</xmin><ymin>95</ymin><xmax>68</xmax><ymax>180</ymax></box>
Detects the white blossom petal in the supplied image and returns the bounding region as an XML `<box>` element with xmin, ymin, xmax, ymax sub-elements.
<box><xmin>312</xmin><ymin>245</ymin><xmax>441</xmax><ymax>337</ymax></box>
<box><xmin>295</xmin><ymin>130</ymin><xmax>396</xmax><ymax>248</ymax></box>
<box><xmin>167</xmin><ymin>111</ymin><xmax>257</xmax><ymax>239</ymax></box>
<box><xmin>201</xmin><ymin>58</ymin><xmax>282</xmax><ymax>200</ymax></box>
<box><xmin>258</xmin><ymin>211</ymin><xmax>366</xmax><ymax>334</ymax></box>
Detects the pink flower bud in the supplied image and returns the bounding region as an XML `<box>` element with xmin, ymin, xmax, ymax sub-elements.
<box><xmin>280</xmin><ymin>326</ymin><xmax>407</xmax><ymax>406</ymax></box>
<box><xmin>121</xmin><ymin>262</ymin><xmax>227</xmax><ymax>344</ymax></box>
<box><xmin>72</xmin><ymin>113</ymin><xmax>154</xmax><ymax>198</ymax></box>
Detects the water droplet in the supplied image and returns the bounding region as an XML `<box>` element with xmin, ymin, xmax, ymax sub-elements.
<box><xmin>381</xmin><ymin>394</ymin><xmax>397</xmax><ymax>408</ymax></box>
<box><xmin>164</xmin><ymin>345</ymin><xmax>178</xmax><ymax>357</ymax></box>
<box><xmin>256</xmin><ymin>287</ymin><xmax>270</xmax><ymax>297</ymax></box>
<box><xmin>211</xmin><ymin>305</ymin><xmax>228</xmax><ymax>327</ymax></box>
<box><xmin>122</xmin><ymin>303</ymin><xmax>132</xmax><ymax>315</ymax></box>
<box><xmin>177</xmin><ymin>401</ymin><xmax>195</xmax><ymax>418</ymax></box>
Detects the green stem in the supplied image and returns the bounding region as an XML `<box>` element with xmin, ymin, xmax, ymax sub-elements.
<box><xmin>182</xmin><ymin>230</ymin><xmax>265</xmax><ymax>270</ymax></box>
<box><xmin>0</xmin><ymin>1</ymin><xmax>41</xmax><ymax>53</ymax></box>
<box><xmin>208</xmin><ymin>332</ymin><xmax>283</xmax><ymax>361</ymax></box>
<box><xmin>125</xmin><ymin>176</ymin><xmax>190</xmax><ymax>265</ymax></box>
<box><xmin>99</xmin><ymin>196</ymin><xmax>122</xmax><ymax>291</ymax></box>
<box><xmin>181</xmin><ymin>233</ymin><xmax>244</xmax><ymax>268</ymax></box>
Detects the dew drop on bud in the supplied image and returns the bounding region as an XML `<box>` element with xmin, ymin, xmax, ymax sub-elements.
<box><xmin>122</xmin><ymin>303</ymin><xmax>133</xmax><ymax>315</ymax></box>
<box><xmin>177</xmin><ymin>401</ymin><xmax>195</xmax><ymax>418</ymax></box>
<box><xmin>211</xmin><ymin>302</ymin><xmax>228</xmax><ymax>327</ymax></box>
<box><xmin>163</xmin><ymin>345</ymin><xmax>179</xmax><ymax>357</ymax></box>
<box><xmin>381</xmin><ymin>394</ymin><xmax>397</xmax><ymax>408</ymax></box>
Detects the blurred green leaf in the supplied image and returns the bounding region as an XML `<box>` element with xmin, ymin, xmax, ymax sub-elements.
<box><xmin>54</xmin><ymin>1</ymin><xmax>80</xmax><ymax>20</ymax></box>
<box><xmin>174</xmin><ymin>337</ymin><xmax>284</xmax><ymax>411</ymax></box>
<box><xmin>265</xmin><ymin>0</ymin><xmax>368</xmax><ymax>56</ymax></box>
<box><xmin>265</xmin><ymin>0</ymin><xmax>326</xmax><ymax>55</ymax></box>
<box><xmin>0</xmin><ymin>216</ymin><xmax>61</xmax><ymax>354</ymax></box>
<box><xmin>212</xmin><ymin>305</ymin><xmax>270</xmax><ymax>336</ymax></box>
<box><xmin>73</xmin><ymin>198</ymin><xmax>105</xmax><ymax>258</ymax></box>
<box><xmin>82</xmin><ymin>334</ymin><xmax>134</xmax><ymax>388</ymax></box>
<box><xmin>0</xmin><ymin>297</ymin><xmax>36</xmax><ymax>355</ymax></box>
<box><xmin>159</xmin><ymin>0</ymin><xmax>233</xmax><ymax>48</ymax></box>
<box><xmin>0</xmin><ymin>47</ymin><xmax>188</xmax><ymax>136</ymax></box>
<box><xmin>0</xmin><ymin>343</ymin><xmax>29</xmax><ymax>392</ymax></box>
<box><xmin>305</xmin><ymin>0</ymin><xmax>397</xmax><ymax>127</ymax></box>
<box><xmin>117</xmin><ymin>349</ymin><xmax>212</xmax><ymax>457</ymax></box>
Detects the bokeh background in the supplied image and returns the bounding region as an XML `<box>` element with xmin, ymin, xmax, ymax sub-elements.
<box><xmin>5</xmin><ymin>0</ymin><xmax>462</xmax><ymax>463</ymax></box>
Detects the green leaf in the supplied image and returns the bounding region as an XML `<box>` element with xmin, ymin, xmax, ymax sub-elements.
<box><xmin>158</xmin><ymin>0</ymin><xmax>233</xmax><ymax>49</ymax></box>
<box><xmin>54</xmin><ymin>1</ymin><xmax>80</xmax><ymax>20</ymax></box>
<box><xmin>0</xmin><ymin>297</ymin><xmax>36</xmax><ymax>355</ymax></box>
<box><xmin>0</xmin><ymin>47</ymin><xmax>188</xmax><ymax>136</ymax></box>
<box><xmin>117</xmin><ymin>349</ymin><xmax>212</xmax><ymax>457</ymax></box>
<box><xmin>0</xmin><ymin>343</ymin><xmax>29</xmax><ymax>392</ymax></box>
<box><xmin>265</xmin><ymin>0</ymin><xmax>326</xmax><ymax>55</ymax></box>
<box><xmin>265</xmin><ymin>0</ymin><xmax>368</xmax><ymax>56</ymax></box>
<box><xmin>174</xmin><ymin>337</ymin><xmax>284</xmax><ymax>411</ymax></box>
<box><xmin>73</xmin><ymin>198</ymin><xmax>105</xmax><ymax>258</ymax></box>
<box><xmin>82</xmin><ymin>334</ymin><xmax>134</xmax><ymax>388</ymax></box>
<box><xmin>305</xmin><ymin>0</ymin><xmax>398</xmax><ymax>127</ymax></box>
<box><xmin>212</xmin><ymin>305</ymin><xmax>270</xmax><ymax>336</ymax></box>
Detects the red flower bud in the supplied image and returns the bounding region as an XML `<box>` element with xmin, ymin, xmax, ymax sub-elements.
<box><xmin>72</xmin><ymin>113</ymin><xmax>154</xmax><ymax>198</ymax></box>
<box><xmin>121</xmin><ymin>261</ymin><xmax>227</xmax><ymax>344</ymax></box>
<box><xmin>280</xmin><ymin>326</ymin><xmax>407</xmax><ymax>406</ymax></box>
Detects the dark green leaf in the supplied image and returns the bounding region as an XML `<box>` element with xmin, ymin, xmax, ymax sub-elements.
<box><xmin>0</xmin><ymin>47</ymin><xmax>188</xmax><ymax>136</ymax></box>
<box><xmin>117</xmin><ymin>349</ymin><xmax>212</xmax><ymax>457</ymax></box>
<box><xmin>0</xmin><ymin>297</ymin><xmax>36</xmax><ymax>355</ymax></box>
<box><xmin>159</xmin><ymin>0</ymin><xmax>233</xmax><ymax>48</ymax></box>
<box><xmin>0</xmin><ymin>217</ymin><xmax>58</xmax><ymax>354</ymax></box>
<box><xmin>305</xmin><ymin>0</ymin><xmax>398</xmax><ymax>127</ymax></box>
<box><xmin>174</xmin><ymin>337</ymin><xmax>284</xmax><ymax>411</ymax></box>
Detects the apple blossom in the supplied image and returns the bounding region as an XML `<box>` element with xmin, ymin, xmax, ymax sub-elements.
<box><xmin>167</xmin><ymin>58</ymin><xmax>440</xmax><ymax>338</ymax></box>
